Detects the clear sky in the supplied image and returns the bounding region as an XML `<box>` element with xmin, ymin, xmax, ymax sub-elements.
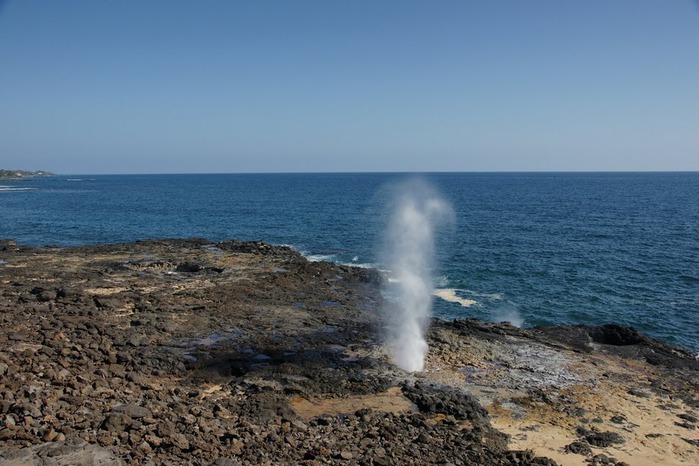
<box><xmin>1</xmin><ymin>1</ymin><xmax>698</xmax><ymax>174</ymax></box>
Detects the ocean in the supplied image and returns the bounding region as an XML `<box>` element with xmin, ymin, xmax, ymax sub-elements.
<box><xmin>1</xmin><ymin>172</ymin><xmax>697</xmax><ymax>354</ymax></box>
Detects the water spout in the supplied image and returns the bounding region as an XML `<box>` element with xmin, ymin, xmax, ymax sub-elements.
<box><xmin>381</xmin><ymin>178</ymin><xmax>452</xmax><ymax>372</ymax></box>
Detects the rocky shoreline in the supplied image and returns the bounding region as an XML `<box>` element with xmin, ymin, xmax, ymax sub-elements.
<box><xmin>0</xmin><ymin>170</ymin><xmax>53</xmax><ymax>182</ymax></box>
<box><xmin>0</xmin><ymin>239</ymin><xmax>697</xmax><ymax>465</ymax></box>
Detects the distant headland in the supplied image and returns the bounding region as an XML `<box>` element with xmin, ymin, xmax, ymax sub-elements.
<box><xmin>0</xmin><ymin>169</ymin><xmax>54</xmax><ymax>181</ymax></box>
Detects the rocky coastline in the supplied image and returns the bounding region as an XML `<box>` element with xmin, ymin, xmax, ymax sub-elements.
<box><xmin>0</xmin><ymin>239</ymin><xmax>697</xmax><ymax>465</ymax></box>
<box><xmin>0</xmin><ymin>170</ymin><xmax>53</xmax><ymax>182</ymax></box>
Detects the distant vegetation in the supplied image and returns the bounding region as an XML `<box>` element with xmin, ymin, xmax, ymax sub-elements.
<box><xmin>0</xmin><ymin>169</ymin><xmax>54</xmax><ymax>181</ymax></box>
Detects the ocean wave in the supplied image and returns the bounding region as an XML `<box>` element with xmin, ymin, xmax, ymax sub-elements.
<box><xmin>0</xmin><ymin>186</ymin><xmax>36</xmax><ymax>192</ymax></box>
<box><xmin>306</xmin><ymin>254</ymin><xmax>337</xmax><ymax>262</ymax></box>
<box><xmin>302</xmin><ymin>250</ymin><xmax>377</xmax><ymax>270</ymax></box>
<box><xmin>433</xmin><ymin>289</ymin><xmax>478</xmax><ymax>307</ymax></box>
<box><xmin>341</xmin><ymin>261</ymin><xmax>377</xmax><ymax>269</ymax></box>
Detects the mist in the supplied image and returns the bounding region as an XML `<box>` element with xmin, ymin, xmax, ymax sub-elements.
<box><xmin>380</xmin><ymin>178</ymin><xmax>453</xmax><ymax>372</ymax></box>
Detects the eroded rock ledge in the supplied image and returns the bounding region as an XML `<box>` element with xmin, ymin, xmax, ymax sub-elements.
<box><xmin>0</xmin><ymin>239</ymin><xmax>696</xmax><ymax>465</ymax></box>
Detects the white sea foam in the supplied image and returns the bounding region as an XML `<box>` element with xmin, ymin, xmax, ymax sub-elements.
<box><xmin>341</xmin><ymin>261</ymin><xmax>376</xmax><ymax>269</ymax></box>
<box><xmin>0</xmin><ymin>186</ymin><xmax>35</xmax><ymax>192</ymax></box>
<box><xmin>433</xmin><ymin>288</ymin><xmax>477</xmax><ymax>307</ymax></box>
<box><xmin>304</xmin><ymin>252</ymin><xmax>376</xmax><ymax>270</ymax></box>
<box><xmin>306</xmin><ymin>254</ymin><xmax>336</xmax><ymax>262</ymax></box>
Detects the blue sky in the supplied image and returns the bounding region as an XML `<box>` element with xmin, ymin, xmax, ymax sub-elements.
<box><xmin>1</xmin><ymin>1</ymin><xmax>698</xmax><ymax>174</ymax></box>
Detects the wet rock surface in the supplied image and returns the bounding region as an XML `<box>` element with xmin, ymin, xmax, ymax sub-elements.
<box><xmin>0</xmin><ymin>239</ymin><xmax>697</xmax><ymax>465</ymax></box>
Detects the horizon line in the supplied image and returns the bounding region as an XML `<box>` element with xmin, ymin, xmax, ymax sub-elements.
<box><xmin>28</xmin><ymin>169</ymin><xmax>699</xmax><ymax>176</ymax></box>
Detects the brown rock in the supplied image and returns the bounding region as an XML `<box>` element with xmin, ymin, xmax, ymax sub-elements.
<box><xmin>103</xmin><ymin>413</ymin><xmax>133</xmax><ymax>432</ymax></box>
<box><xmin>110</xmin><ymin>404</ymin><xmax>153</xmax><ymax>419</ymax></box>
<box><xmin>169</xmin><ymin>432</ymin><xmax>190</xmax><ymax>450</ymax></box>
<box><xmin>134</xmin><ymin>440</ymin><xmax>152</xmax><ymax>456</ymax></box>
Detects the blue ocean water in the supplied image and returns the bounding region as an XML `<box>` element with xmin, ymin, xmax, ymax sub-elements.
<box><xmin>1</xmin><ymin>172</ymin><xmax>697</xmax><ymax>354</ymax></box>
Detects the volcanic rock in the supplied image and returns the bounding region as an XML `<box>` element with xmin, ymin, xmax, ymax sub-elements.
<box><xmin>0</xmin><ymin>239</ymin><xmax>696</xmax><ymax>465</ymax></box>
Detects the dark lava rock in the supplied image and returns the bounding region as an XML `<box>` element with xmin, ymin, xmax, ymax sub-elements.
<box><xmin>565</xmin><ymin>441</ymin><xmax>593</xmax><ymax>456</ymax></box>
<box><xmin>505</xmin><ymin>450</ymin><xmax>559</xmax><ymax>466</ymax></box>
<box><xmin>586</xmin><ymin>453</ymin><xmax>624</xmax><ymax>465</ymax></box>
<box><xmin>627</xmin><ymin>388</ymin><xmax>651</xmax><ymax>398</ymax></box>
<box><xmin>678</xmin><ymin>413</ymin><xmax>698</xmax><ymax>423</ymax></box>
<box><xmin>217</xmin><ymin>240</ymin><xmax>302</xmax><ymax>260</ymax></box>
<box><xmin>675</xmin><ymin>421</ymin><xmax>696</xmax><ymax>430</ymax></box>
<box><xmin>30</xmin><ymin>287</ymin><xmax>55</xmax><ymax>303</ymax></box>
<box><xmin>402</xmin><ymin>382</ymin><xmax>490</xmax><ymax>424</ymax></box>
<box><xmin>175</xmin><ymin>261</ymin><xmax>202</xmax><ymax>273</ymax></box>
<box><xmin>6</xmin><ymin>238</ymin><xmax>695</xmax><ymax>466</ymax></box>
<box><xmin>520</xmin><ymin>322</ymin><xmax>699</xmax><ymax>371</ymax></box>
<box><xmin>589</xmin><ymin>324</ymin><xmax>647</xmax><ymax>346</ymax></box>
<box><xmin>577</xmin><ymin>427</ymin><xmax>626</xmax><ymax>447</ymax></box>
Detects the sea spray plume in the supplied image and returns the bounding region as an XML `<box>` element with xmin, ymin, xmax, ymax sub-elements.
<box><xmin>493</xmin><ymin>303</ymin><xmax>524</xmax><ymax>328</ymax></box>
<box><xmin>381</xmin><ymin>179</ymin><xmax>453</xmax><ymax>372</ymax></box>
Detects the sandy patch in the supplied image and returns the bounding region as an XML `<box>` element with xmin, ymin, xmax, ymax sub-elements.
<box><xmin>292</xmin><ymin>386</ymin><xmax>415</xmax><ymax>419</ymax></box>
<box><xmin>489</xmin><ymin>382</ymin><xmax>699</xmax><ymax>466</ymax></box>
<box><xmin>424</xmin><ymin>328</ymin><xmax>699</xmax><ymax>466</ymax></box>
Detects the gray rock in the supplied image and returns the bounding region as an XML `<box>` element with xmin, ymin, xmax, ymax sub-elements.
<box><xmin>110</xmin><ymin>404</ymin><xmax>153</xmax><ymax>419</ymax></box>
<box><xmin>0</xmin><ymin>439</ymin><xmax>124</xmax><ymax>465</ymax></box>
<box><xmin>17</xmin><ymin>402</ymin><xmax>42</xmax><ymax>418</ymax></box>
